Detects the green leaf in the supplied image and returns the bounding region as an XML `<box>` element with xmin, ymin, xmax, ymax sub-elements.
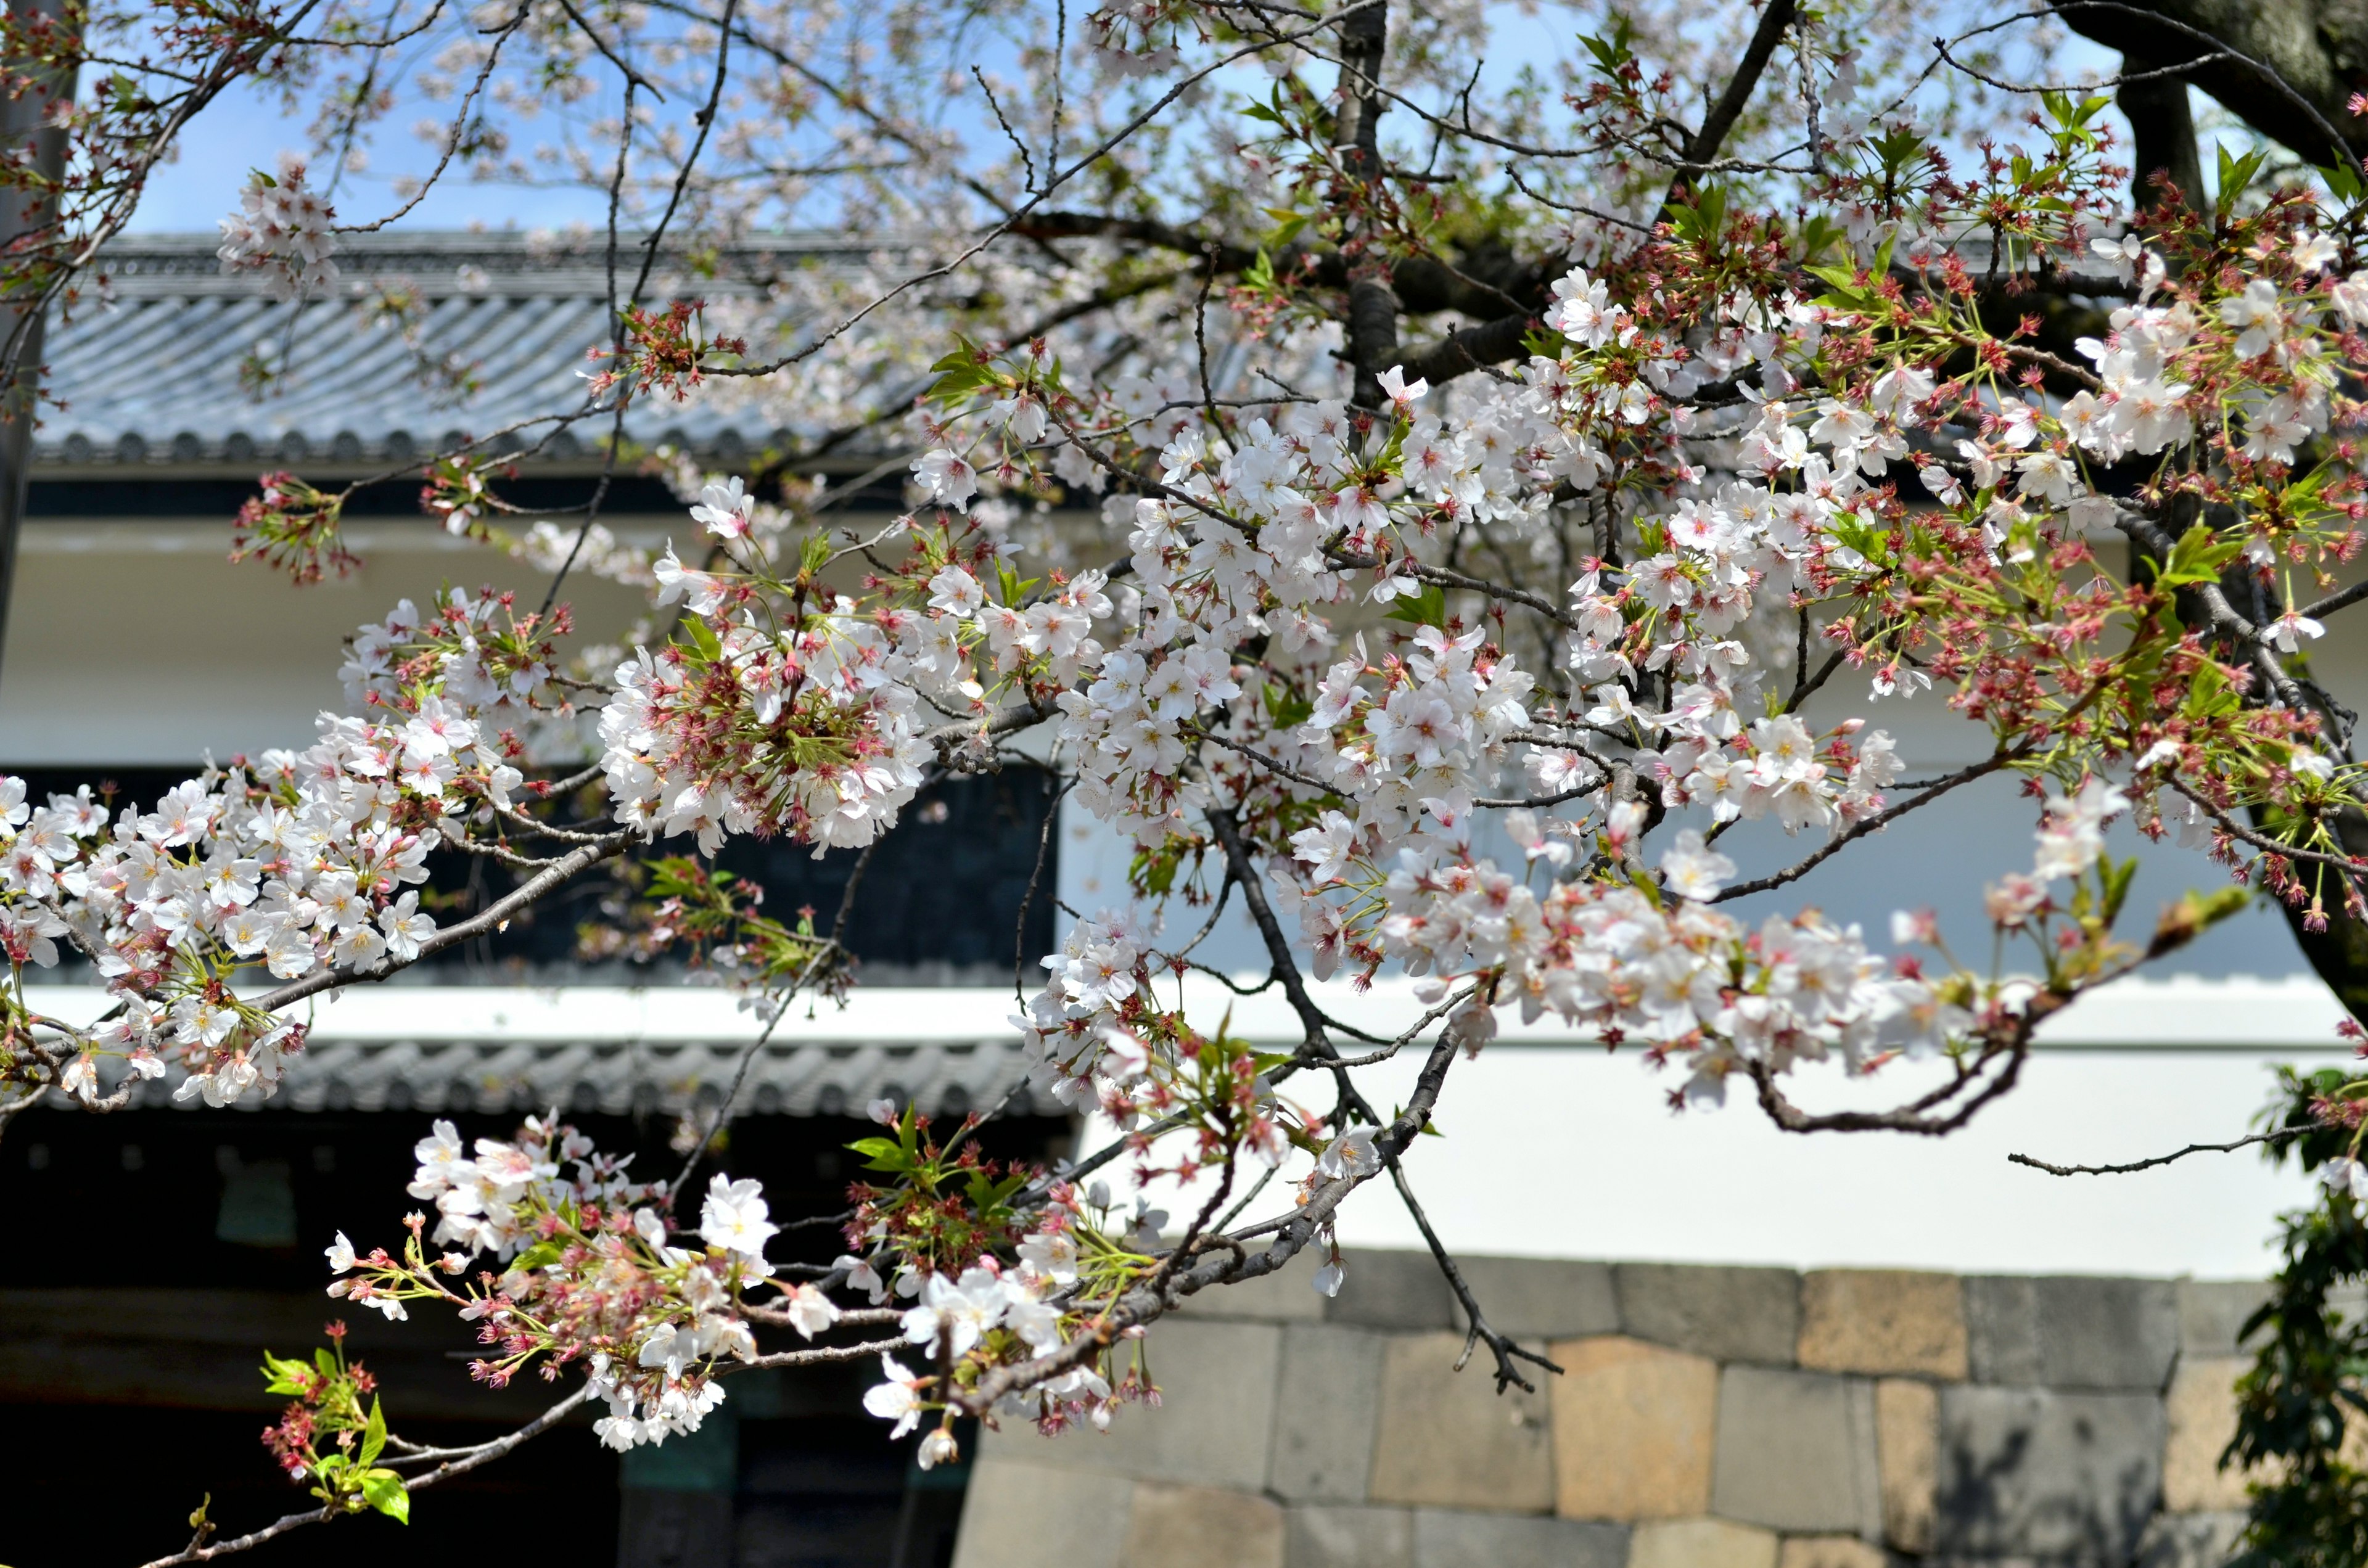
<box><xmin>995</xmin><ymin>563</ymin><xmax>1040</xmax><ymax>607</ymax></box>
<box><xmin>1577</xmin><ymin>27</ymin><xmax>1632</xmax><ymax>73</ymax></box>
<box><xmin>2216</xmin><ymin>144</ymin><xmax>2269</xmax><ymax>217</ymax></box>
<box><xmin>509</xmin><ymin>1240</ymin><xmax>564</xmax><ymax>1275</ymax></box>
<box><xmin>2155</xmin><ymin>522</ymin><xmax>2242</xmax><ymax>588</ymax></box>
<box><xmin>1793</xmin><ymin>214</ymin><xmax>1844</xmax><ymax>266</ymax></box>
<box><xmin>360</xmin><ymin>1468</ymin><xmax>411</xmax><ymax>1525</ymax></box>
<box><xmin>1130</xmin><ymin>844</ymin><xmax>1180</xmax><ymax>897</ymax></box>
<box><xmin>847</xmin><ymin>1136</ymin><xmax>912</xmax><ymax>1173</ymax></box>
<box><xmin>360</xmin><ymin>1398</ymin><xmax>387</xmax><ymax>1467</ymax></box>
<box><xmin>1262</xmin><ymin>207</ymin><xmax>1309</xmax><ymax>248</ymax></box>
<box><xmin>923</xmin><ymin>336</ymin><xmax>998</xmax><ymax>403</ymax></box>
<box><xmin>1382</xmin><ymin>583</ymin><xmax>1447</xmax><ymax>629</ymax></box>
<box><xmin>2099</xmin><ymin>855</ymin><xmax>2139</xmax><ymax>925</ymax></box>
<box><xmin>259</xmin><ymin>1352</ymin><xmax>311</xmax><ymax>1397</ymax></box>
<box><xmin>314</xmin><ymin>1347</ymin><xmax>338</xmax><ymax>1377</ymax></box>
<box><xmin>1264</xmin><ymin>681</ymin><xmax>1313</xmax><ymax>730</ymax></box>
<box><xmin>679</xmin><ymin>612</ymin><xmax>723</xmax><ymax>662</ymax></box>
<box><xmin>2181</xmin><ymin>659</ymin><xmax>2241</xmax><ymax>720</ymax></box>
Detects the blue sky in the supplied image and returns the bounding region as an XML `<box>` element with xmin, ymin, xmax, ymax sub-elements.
<box><xmin>120</xmin><ymin>9</ymin><xmax>2167</xmax><ymax>236</ymax></box>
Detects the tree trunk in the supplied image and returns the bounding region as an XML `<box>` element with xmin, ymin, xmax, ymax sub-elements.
<box><xmin>2116</xmin><ymin>72</ymin><xmax>2206</xmax><ymax>215</ymax></box>
<box><xmin>0</xmin><ymin>0</ymin><xmax>72</xmax><ymax>686</ymax></box>
<box><xmin>1331</xmin><ymin>0</ymin><xmax>1399</xmax><ymax>410</ymax></box>
<box><xmin>2054</xmin><ymin>0</ymin><xmax>2368</xmax><ymax>165</ymax></box>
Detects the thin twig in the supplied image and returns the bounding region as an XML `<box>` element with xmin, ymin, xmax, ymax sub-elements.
<box><xmin>2008</xmin><ymin>1125</ymin><xmax>2304</xmax><ymax>1176</ymax></box>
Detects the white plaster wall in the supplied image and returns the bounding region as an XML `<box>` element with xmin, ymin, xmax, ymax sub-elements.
<box><xmin>0</xmin><ymin>519</ymin><xmax>662</xmax><ymax>764</ymax></box>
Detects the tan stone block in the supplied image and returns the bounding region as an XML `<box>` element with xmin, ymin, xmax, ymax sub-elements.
<box><xmin>1798</xmin><ymin>1271</ymin><xmax>1968</xmax><ymax>1380</ymax></box>
<box><xmin>1874</xmin><ymin>1379</ymin><xmax>1937</xmax><ymax>1555</ymax></box>
<box><xmin>1368</xmin><ymin>1331</ymin><xmax>1555</xmax><ymax>1511</ymax></box>
<box><xmin>2165</xmin><ymin>1355</ymin><xmax>2256</xmax><ymax>1513</ymax></box>
<box><xmin>1549</xmin><ymin>1335</ymin><xmax>1718</xmax><ymax>1522</ymax></box>
<box><xmin>1777</xmin><ymin>1537</ymin><xmax>1887</xmax><ymax>1568</ymax></box>
<box><xmin>1122</xmin><ymin>1482</ymin><xmax>1286</xmax><ymax>1568</ymax></box>
<box><xmin>1626</xmin><ymin>1518</ymin><xmax>1778</xmax><ymax>1568</ymax></box>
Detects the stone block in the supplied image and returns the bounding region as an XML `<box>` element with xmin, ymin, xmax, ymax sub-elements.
<box><xmin>1456</xmin><ymin>1254</ymin><xmax>1620</xmax><ymax>1339</ymax></box>
<box><xmin>1178</xmin><ymin>1247</ymin><xmax>1326</xmax><ymax>1323</ymax></box>
<box><xmin>1617</xmin><ymin>1263</ymin><xmax>1799</xmax><ymax>1365</ymax></box>
<box><xmin>1626</xmin><ymin>1518</ymin><xmax>1780</xmax><ymax>1568</ymax></box>
<box><xmin>2136</xmin><ymin>1509</ymin><xmax>2248</xmax><ymax>1568</ymax></box>
<box><xmin>1549</xmin><ymin>1335</ymin><xmax>1719</xmax><ymax>1521</ymax></box>
<box><xmin>950</xmin><ymin>1457</ymin><xmax>1133</xmax><ymax>1568</ymax></box>
<box><xmin>1799</xmin><ymin>1270</ymin><xmax>1968</xmax><ymax>1380</ymax></box>
<box><xmin>1711</xmin><ymin>1365</ymin><xmax>1882</xmax><ymax>1536</ymax></box>
<box><xmin>1934</xmin><ymin>1384</ymin><xmax>2168</xmax><ymax>1560</ymax></box>
<box><xmin>618</xmin><ymin>1490</ymin><xmax>733</xmax><ymax>1568</ymax></box>
<box><xmin>1122</xmin><ymin>1482</ymin><xmax>1286</xmax><ymax>1568</ymax></box>
<box><xmin>1327</xmin><ymin>1248</ymin><xmax>1456</xmax><ymax>1331</ymax></box>
<box><xmin>2164</xmin><ymin>1356</ymin><xmax>2253</xmax><ymax>1513</ymax></box>
<box><xmin>1268</xmin><ymin>1323</ymin><xmax>1386</xmax><ymax>1503</ymax></box>
<box><xmin>1963</xmin><ymin>1275</ymin><xmax>2179</xmax><ymax>1391</ymax></box>
<box><xmin>1369</xmin><ymin>1330</ymin><xmax>1555</xmax><ymax>1512</ymax></box>
<box><xmin>977</xmin><ymin>1318</ymin><xmax>1280</xmax><ymax>1490</ymax></box>
<box><xmin>1411</xmin><ymin>1508</ymin><xmax>1628</xmax><ymax>1568</ymax></box>
<box><xmin>1876</xmin><ymin>1379</ymin><xmax>1939</xmax><ymax>1556</ymax></box>
<box><xmin>2177</xmin><ymin>1281</ymin><xmax>2271</xmax><ymax>1358</ymax></box>
<box><xmin>1286</xmin><ymin>1505</ymin><xmax>1413</xmax><ymax>1568</ymax></box>
<box><xmin>1776</xmin><ymin>1538</ymin><xmax>1889</xmax><ymax>1568</ymax></box>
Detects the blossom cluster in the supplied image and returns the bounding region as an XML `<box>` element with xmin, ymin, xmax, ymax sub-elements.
<box><xmin>0</xmin><ymin>717</ymin><xmax>516</xmax><ymax>1102</ymax></box>
<box><xmin>597</xmin><ymin>560</ymin><xmax>931</xmax><ymax>855</ymax></box>
<box><xmin>216</xmin><ymin>152</ymin><xmax>339</xmax><ymax>301</ymax></box>
<box><xmin>331</xmin><ymin>1116</ymin><xmax>835</xmax><ymax>1453</ymax></box>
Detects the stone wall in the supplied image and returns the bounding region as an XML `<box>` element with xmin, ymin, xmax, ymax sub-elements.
<box><xmin>950</xmin><ymin>1251</ymin><xmax>2273</xmax><ymax>1568</ymax></box>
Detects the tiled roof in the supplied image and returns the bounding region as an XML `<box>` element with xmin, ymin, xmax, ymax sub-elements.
<box><xmin>38</xmin><ymin>232</ymin><xmax>875</xmax><ymax>472</ymax></box>
<box><xmin>22</xmin><ymin>964</ymin><xmax>2338</xmax><ymax>1120</ymax></box>
<box><xmin>24</xmin><ymin>983</ymin><xmax>1046</xmax><ymax>1119</ymax></box>
<box><xmin>97</xmin><ymin>1035</ymin><xmax>1043</xmax><ymax>1118</ymax></box>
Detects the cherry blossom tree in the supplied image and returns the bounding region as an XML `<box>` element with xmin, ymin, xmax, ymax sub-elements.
<box><xmin>9</xmin><ymin>0</ymin><xmax>2368</xmax><ymax>1560</ymax></box>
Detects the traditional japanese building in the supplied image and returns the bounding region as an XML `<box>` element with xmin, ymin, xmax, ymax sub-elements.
<box><xmin>1</xmin><ymin>232</ymin><xmax>2356</xmax><ymax>1568</ymax></box>
<box><xmin>0</xmin><ymin>231</ymin><xmax>1063</xmax><ymax>1568</ymax></box>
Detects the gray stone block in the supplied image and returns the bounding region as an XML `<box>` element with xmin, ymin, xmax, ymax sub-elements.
<box><xmin>1288</xmin><ymin>1505</ymin><xmax>1414</xmax><ymax>1568</ymax></box>
<box><xmin>2136</xmin><ymin>1510</ymin><xmax>2248</xmax><ymax>1568</ymax></box>
<box><xmin>1454</xmin><ymin>1254</ymin><xmax>1619</xmax><ymax>1339</ymax></box>
<box><xmin>977</xmin><ymin>1318</ymin><xmax>1281</xmax><ymax>1489</ymax></box>
<box><xmin>619</xmin><ymin>1489</ymin><xmax>733</xmax><ymax>1568</ymax></box>
<box><xmin>2176</xmin><ymin>1281</ymin><xmax>2270</xmax><ymax>1358</ymax></box>
<box><xmin>1711</xmin><ymin>1365</ymin><xmax>1883</xmax><ymax>1536</ymax></box>
<box><xmin>950</xmin><ymin>1458</ymin><xmax>1133</xmax><ymax>1568</ymax></box>
<box><xmin>1965</xmin><ymin>1276</ymin><xmax>2180</xmax><ymax>1391</ymax></box>
<box><xmin>1326</xmin><ymin>1248</ymin><xmax>1456</xmax><ymax>1331</ymax></box>
<box><xmin>1410</xmin><ymin>1508</ymin><xmax>1629</xmax><ymax>1568</ymax></box>
<box><xmin>1269</xmin><ymin>1323</ymin><xmax>1386</xmax><ymax>1503</ymax></box>
<box><xmin>1935</xmin><ymin>1384</ymin><xmax>2168</xmax><ymax>1561</ymax></box>
<box><xmin>1617</xmin><ymin>1263</ymin><xmax>1800</xmax><ymax>1365</ymax></box>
